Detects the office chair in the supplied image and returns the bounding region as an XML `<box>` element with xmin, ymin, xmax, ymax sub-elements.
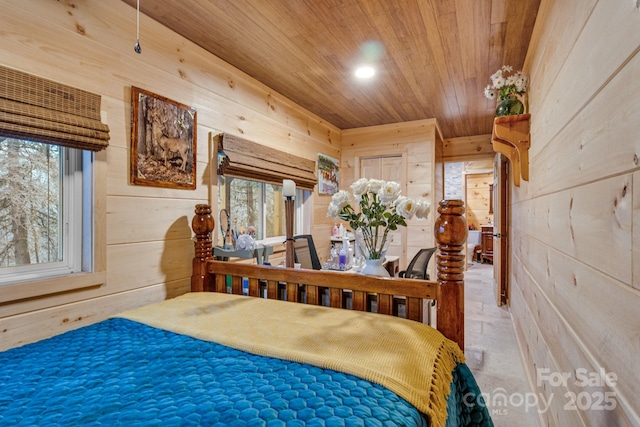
<box><xmin>398</xmin><ymin>247</ymin><xmax>437</xmax><ymax>280</ymax></box>
<box><xmin>293</xmin><ymin>235</ymin><xmax>322</xmax><ymax>270</ymax></box>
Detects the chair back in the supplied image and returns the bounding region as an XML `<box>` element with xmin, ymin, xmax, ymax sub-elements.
<box><xmin>399</xmin><ymin>247</ymin><xmax>437</xmax><ymax>280</ymax></box>
<box><xmin>293</xmin><ymin>235</ymin><xmax>322</xmax><ymax>270</ymax></box>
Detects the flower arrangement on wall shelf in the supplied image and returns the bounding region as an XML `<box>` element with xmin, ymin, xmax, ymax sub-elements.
<box><xmin>484</xmin><ymin>65</ymin><xmax>529</xmax><ymax>117</ymax></box>
<box><xmin>327</xmin><ymin>178</ymin><xmax>430</xmax><ymax>262</ymax></box>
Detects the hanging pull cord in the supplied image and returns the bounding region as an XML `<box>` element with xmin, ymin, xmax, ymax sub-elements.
<box><xmin>134</xmin><ymin>0</ymin><xmax>142</xmax><ymax>54</ymax></box>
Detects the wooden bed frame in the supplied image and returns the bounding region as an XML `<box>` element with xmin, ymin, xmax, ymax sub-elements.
<box><xmin>191</xmin><ymin>199</ymin><xmax>468</xmax><ymax>350</ymax></box>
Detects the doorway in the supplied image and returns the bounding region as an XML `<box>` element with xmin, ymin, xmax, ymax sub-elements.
<box><xmin>444</xmin><ymin>157</ymin><xmax>509</xmax><ymax>306</ymax></box>
<box><xmin>444</xmin><ymin>160</ymin><xmax>493</xmax><ymax>265</ymax></box>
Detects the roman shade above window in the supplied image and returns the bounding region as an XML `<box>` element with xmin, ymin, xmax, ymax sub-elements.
<box><xmin>0</xmin><ymin>65</ymin><xmax>110</xmax><ymax>151</ymax></box>
<box><xmin>215</xmin><ymin>133</ymin><xmax>316</xmax><ymax>190</ymax></box>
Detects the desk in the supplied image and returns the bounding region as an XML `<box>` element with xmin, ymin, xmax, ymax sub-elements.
<box><xmin>213</xmin><ymin>246</ymin><xmax>273</xmax><ymax>264</ymax></box>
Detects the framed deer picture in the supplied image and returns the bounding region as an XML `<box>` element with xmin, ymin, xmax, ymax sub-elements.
<box><xmin>130</xmin><ymin>87</ymin><xmax>197</xmax><ymax>189</ymax></box>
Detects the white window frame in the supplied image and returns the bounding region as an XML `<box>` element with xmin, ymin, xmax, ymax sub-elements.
<box><xmin>259</xmin><ymin>187</ymin><xmax>310</xmax><ymax>247</ymax></box>
<box><xmin>220</xmin><ymin>177</ymin><xmax>310</xmax><ymax>247</ymax></box>
<box><xmin>0</xmin><ymin>144</ymin><xmax>91</xmax><ymax>285</ymax></box>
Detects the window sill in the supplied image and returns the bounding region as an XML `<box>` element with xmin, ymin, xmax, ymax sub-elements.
<box><xmin>0</xmin><ymin>271</ymin><xmax>106</xmax><ymax>304</ymax></box>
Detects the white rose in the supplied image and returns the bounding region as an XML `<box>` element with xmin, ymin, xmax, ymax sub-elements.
<box><xmin>367</xmin><ymin>179</ymin><xmax>384</xmax><ymax>194</ymax></box>
<box><xmin>395</xmin><ymin>196</ymin><xmax>417</xmax><ymax>219</ymax></box>
<box><xmin>378</xmin><ymin>181</ymin><xmax>401</xmax><ymax>205</ymax></box>
<box><xmin>328</xmin><ymin>190</ymin><xmax>351</xmax><ymax>218</ymax></box>
<box><xmin>327</xmin><ymin>202</ymin><xmax>342</xmax><ymax>218</ymax></box>
<box><xmin>330</xmin><ymin>190</ymin><xmax>350</xmax><ymax>210</ymax></box>
<box><xmin>350</xmin><ymin>178</ymin><xmax>369</xmax><ymax>197</ymax></box>
<box><xmin>414</xmin><ymin>200</ymin><xmax>431</xmax><ymax>219</ymax></box>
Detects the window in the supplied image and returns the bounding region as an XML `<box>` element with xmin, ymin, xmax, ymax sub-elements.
<box><xmin>213</xmin><ymin>132</ymin><xmax>315</xmax><ymax>245</ymax></box>
<box><xmin>0</xmin><ymin>66</ymin><xmax>108</xmax><ymax>301</ymax></box>
<box><xmin>0</xmin><ymin>137</ymin><xmax>91</xmax><ymax>284</ymax></box>
<box><xmin>219</xmin><ymin>176</ymin><xmax>309</xmax><ymax>243</ymax></box>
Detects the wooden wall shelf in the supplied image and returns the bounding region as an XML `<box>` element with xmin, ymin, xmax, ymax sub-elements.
<box><xmin>491</xmin><ymin>114</ymin><xmax>531</xmax><ymax>187</ymax></box>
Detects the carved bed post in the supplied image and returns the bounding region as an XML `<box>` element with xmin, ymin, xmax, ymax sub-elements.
<box><xmin>434</xmin><ymin>199</ymin><xmax>467</xmax><ymax>350</ymax></box>
<box><xmin>191</xmin><ymin>204</ymin><xmax>215</xmax><ymax>292</ymax></box>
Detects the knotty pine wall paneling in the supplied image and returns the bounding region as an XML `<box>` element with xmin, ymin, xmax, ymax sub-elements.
<box><xmin>0</xmin><ymin>0</ymin><xmax>340</xmax><ymax>350</ymax></box>
<box><xmin>464</xmin><ymin>173</ymin><xmax>493</xmax><ymax>230</ymax></box>
<box><xmin>442</xmin><ymin>134</ymin><xmax>493</xmax><ymax>162</ymax></box>
<box><xmin>510</xmin><ymin>0</ymin><xmax>640</xmax><ymax>424</ymax></box>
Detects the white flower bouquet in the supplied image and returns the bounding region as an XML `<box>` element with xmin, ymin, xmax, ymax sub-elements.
<box><xmin>483</xmin><ymin>65</ymin><xmax>528</xmax><ymax>101</ymax></box>
<box><xmin>327</xmin><ymin>178</ymin><xmax>430</xmax><ymax>260</ymax></box>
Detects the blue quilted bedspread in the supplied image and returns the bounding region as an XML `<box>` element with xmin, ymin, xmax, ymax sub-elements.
<box><xmin>0</xmin><ymin>318</ymin><xmax>491</xmax><ymax>426</ymax></box>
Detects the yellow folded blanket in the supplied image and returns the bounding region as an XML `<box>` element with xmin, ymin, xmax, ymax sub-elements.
<box><xmin>116</xmin><ymin>292</ymin><xmax>464</xmax><ymax>427</ymax></box>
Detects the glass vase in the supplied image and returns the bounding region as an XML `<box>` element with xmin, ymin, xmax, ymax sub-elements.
<box><xmin>360</xmin><ymin>258</ymin><xmax>390</xmax><ymax>277</ymax></box>
<box><xmin>355</xmin><ymin>228</ymin><xmax>392</xmax><ymax>276</ymax></box>
<box><xmin>496</xmin><ymin>96</ymin><xmax>525</xmax><ymax>117</ymax></box>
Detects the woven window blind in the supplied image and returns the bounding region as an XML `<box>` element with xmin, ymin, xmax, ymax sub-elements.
<box><xmin>215</xmin><ymin>133</ymin><xmax>316</xmax><ymax>190</ymax></box>
<box><xmin>0</xmin><ymin>65</ymin><xmax>110</xmax><ymax>151</ymax></box>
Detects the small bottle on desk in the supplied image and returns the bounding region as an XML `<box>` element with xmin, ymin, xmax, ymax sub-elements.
<box><xmin>329</xmin><ymin>246</ymin><xmax>338</xmax><ymax>269</ymax></box>
<box><xmin>339</xmin><ymin>239</ymin><xmax>347</xmax><ymax>270</ymax></box>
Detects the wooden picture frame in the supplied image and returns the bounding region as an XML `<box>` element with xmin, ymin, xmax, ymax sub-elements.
<box><xmin>130</xmin><ymin>87</ymin><xmax>197</xmax><ymax>189</ymax></box>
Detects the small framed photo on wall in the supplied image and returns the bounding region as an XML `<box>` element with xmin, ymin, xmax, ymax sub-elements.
<box><xmin>130</xmin><ymin>86</ymin><xmax>197</xmax><ymax>189</ymax></box>
<box><xmin>318</xmin><ymin>153</ymin><xmax>339</xmax><ymax>195</ymax></box>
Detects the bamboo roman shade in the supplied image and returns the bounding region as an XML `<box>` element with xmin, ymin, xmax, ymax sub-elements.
<box><xmin>215</xmin><ymin>133</ymin><xmax>316</xmax><ymax>190</ymax></box>
<box><xmin>0</xmin><ymin>65</ymin><xmax>110</xmax><ymax>151</ymax></box>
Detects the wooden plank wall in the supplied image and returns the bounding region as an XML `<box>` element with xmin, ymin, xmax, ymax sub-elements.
<box><xmin>443</xmin><ymin>134</ymin><xmax>493</xmax><ymax>162</ymax></box>
<box><xmin>444</xmin><ymin>137</ymin><xmax>494</xmax><ymax>231</ymax></box>
<box><xmin>0</xmin><ymin>0</ymin><xmax>340</xmax><ymax>350</ymax></box>
<box><xmin>512</xmin><ymin>0</ymin><xmax>640</xmax><ymax>425</ymax></box>
<box><xmin>464</xmin><ymin>173</ymin><xmax>493</xmax><ymax>230</ymax></box>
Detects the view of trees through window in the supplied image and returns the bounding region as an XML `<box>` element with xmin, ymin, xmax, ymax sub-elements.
<box><xmin>0</xmin><ymin>138</ymin><xmax>62</xmax><ymax>268</ymax></box>
<box><xmin>219</xmin><ymin>177</ymin><xmax>286</xmax><ymax>240</ymax></box>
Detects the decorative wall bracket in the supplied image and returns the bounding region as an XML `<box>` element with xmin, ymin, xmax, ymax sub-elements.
<box><xmin>491</xmin><ymin>114</ymin><xmax>531</xmax><ymax>187</ymax></box>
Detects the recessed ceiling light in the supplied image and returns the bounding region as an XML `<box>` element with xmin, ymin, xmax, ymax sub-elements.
<box><xmin>354</xmin><ymin>66</ymin><xmax>375</xmax><ymax>79</ymax></box>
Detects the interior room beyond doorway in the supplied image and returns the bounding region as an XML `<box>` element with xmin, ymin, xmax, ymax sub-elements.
<box><xmin>444</xmin><ymin>160</ymin><xmax>495</xmax><ymax>267</ymax></box>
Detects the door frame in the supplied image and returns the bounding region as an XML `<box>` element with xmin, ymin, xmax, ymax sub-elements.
<box><xmin>493</xmin><ymin>154</ymin><xmax>509</xmax><ymax>306</ymax></box>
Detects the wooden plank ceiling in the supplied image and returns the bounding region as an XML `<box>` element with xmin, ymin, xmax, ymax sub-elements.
<box><xmin>120</xmin><ymin>0</ymin><xmax>540</xmax><ymax>139</ymax></box>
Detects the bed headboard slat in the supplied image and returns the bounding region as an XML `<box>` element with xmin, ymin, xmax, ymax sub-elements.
<box><xmin>191</xmin><ymin>200</ymin><xmax>467</xmax><ymax>350</ymax></box>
